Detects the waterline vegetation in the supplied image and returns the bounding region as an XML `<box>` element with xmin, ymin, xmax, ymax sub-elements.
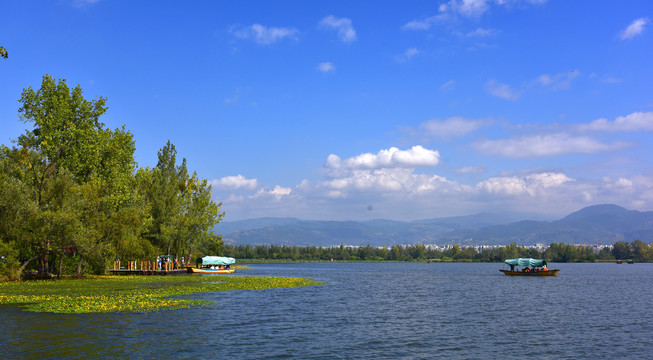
<box><xmin>0</xmin><ymin>275</ymin><xmax>325</xmax><ymax>313</ymax></box>
<box><xmin>223</xmin><ymin>241</ymin><xmax>653</xmax><ymax>263</ymax></box>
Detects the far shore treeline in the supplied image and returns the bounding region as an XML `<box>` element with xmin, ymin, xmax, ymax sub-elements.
<box><xmin>0</xmin><ymin>75</ymin><xmax>224</xmax><ymax>281</ymax></box>
<box><xmin>223</xmin><ymin>240</ymin><xmax>653</xmax><ymax>263</ymax></box>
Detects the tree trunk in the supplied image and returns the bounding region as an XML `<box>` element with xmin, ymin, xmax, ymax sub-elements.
<box><xmin>76</xmin><ymin>254</ymin><xmax>84</xmax><ymax>277</ymax></box>
<box><xmin>58</xmin><ymin>251</ymin><xmax>64</xmax><ymax>278</ymax></box>
<box><xmin>49</xmin><ymin>252</ymin><xmax>56</xmax><ymax>274</ymax></box>
<box><xmin>81</xmin><ymin>259</ymin><xmax>89</xmax><ymax>276</ymax></box>
<box><xmin>39</xmin><ymin>250</ymin><xmax>49</xmax><ymax>277</ymax></box>
<box><xmin>38</xmin><ymin>258</ymin><xmax>45</xmax><ymax>277</ymax></box>
<box><xmin>18</xmin><ymin>254</ymin><xmax>41</xmax><ymax>273</ymax></box>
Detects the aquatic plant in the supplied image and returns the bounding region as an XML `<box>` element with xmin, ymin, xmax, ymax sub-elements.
<box><xmin>0</xmin><ymin>275</ymin><xmax>324</xmax><ymax>313</ymax></box>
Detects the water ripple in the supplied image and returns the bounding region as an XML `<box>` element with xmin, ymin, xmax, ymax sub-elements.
<box><xmin>2</xmin><ymin>262</ymin><xmax>652</xmax><ymax>359</ymax></box>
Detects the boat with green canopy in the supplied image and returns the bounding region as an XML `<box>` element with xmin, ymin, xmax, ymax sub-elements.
<box><xmin>500</xmin><ymin>258</ymin><xmax>559</xmax><ymax>276</ymax></box>
<box><xmin>188</xmin><ymin>256</ymin><xmax>236</xmax><ymax>274</ymax></box>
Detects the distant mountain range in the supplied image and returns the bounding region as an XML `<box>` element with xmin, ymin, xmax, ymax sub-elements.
<box><xmin>214</xmin><ymin>204</ymin><xmax>653</xmax><ymax>247</ymax></box>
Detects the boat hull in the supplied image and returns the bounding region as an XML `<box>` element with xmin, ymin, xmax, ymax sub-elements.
<box><xmin>187</xmin><ymin>267</ymin><xmax>235</xmax><ymax>274</ymax></box>
<box><xmin>500</xmin><ymin>269</ymin><xmax>559</xmax><ymax>276</ymax></box>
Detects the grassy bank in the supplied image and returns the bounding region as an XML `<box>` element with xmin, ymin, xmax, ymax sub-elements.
<box><xmin>0</xmin><ymin>275</ymin><xmax>325</xmax><ymax>314</ymax></box>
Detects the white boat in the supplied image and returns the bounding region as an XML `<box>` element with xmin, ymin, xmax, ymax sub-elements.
<box><xmin>188</xmin><ymin>256</ymin><xmax>236</xmax><ymax>274</ymax></box>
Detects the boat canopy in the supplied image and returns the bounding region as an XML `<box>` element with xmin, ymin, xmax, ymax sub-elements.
<box><xmin>201</xmin><ymin>256</ymin><xmax>236</xmax><ymax>266</ymax></box>
<box><xmin>505</xmin><ymin>258</ymin><xmax>547</xmax><ymax>267</ymax></box>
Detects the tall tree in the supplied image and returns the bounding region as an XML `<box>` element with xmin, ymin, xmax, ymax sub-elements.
<box><xmin>630</xmin><ymin>240</ymin><xmax>649</xmax><ymax>263</ymax></box>
<box><xmin>141</xmin><ymin>141</ymin><xmax>224</xmax><ymax>261</ymax></box>
<box><xmin>141</xmin><ymin>141</ymin><xmax>183</xmax><ymax>254</ymax></box>
<box><xmin>10</xmin><ymin>75</ymin><xmax>139</xmax><ymax>277</ymax></box>
<box><xmin>612</xmin><ymin>241</ymin><xmax>631</xmax><ymax>260</ymax></box>
<box><xmin>0</xmin><ymin>147</ymin><xmax>38</xmax><ymax>279</ymax></box>
<box><xmin>178</xmin><ymin>172</ymin><xmax>224</xmax><ymax>262</ymax></box>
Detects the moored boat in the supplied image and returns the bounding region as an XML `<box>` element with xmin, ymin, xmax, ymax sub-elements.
<box><xmin>187</xmin><ymin>267</ymin><xmax>235</xmax><ymax>274</ymax></box>
<box><xmin>500</xmin><ymin>258</ymin><xmax>559</xmax><ymax>276</ymax></box>
<box><xmin>188</xmin><ymin>256</ymin><xmax>236</xmax><ymax>274</ymax></box>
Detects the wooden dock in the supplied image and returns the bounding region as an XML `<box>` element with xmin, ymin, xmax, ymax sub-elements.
<box><xmin>108</xmin><ymin>269</ymin><xmax>189</xmax><ymax>276</ymax></box>
<box><xmin>110</xmin><ymin>259</ymin><xmax>189</xmax><ymax>275</ymax></box>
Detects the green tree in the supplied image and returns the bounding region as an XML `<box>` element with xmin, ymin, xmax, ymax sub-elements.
<box><xmin>8</xmin><ymin>75</ymin><xmax>139</xmax><ymax>277</ymax></box>
<box><xmin>174</xmin><ymin>172</ymin><xmax>223</xmax><ymax>263</ymax></box>
<box><xmin>612</xmin><ymin>241</ymin><xmax>631</xmax><ymax>260</ymax></box>
<box><xmin>141</xmin><ymin>141</ymin><xmax>182</xmax><ymax>254</ymax></box>
<box><xmin>0</xmin><ymin>46</ymin><xmax>7</xmax><ymax>59</ymax></box>
<box><xmin>0</xmin><ymin>152</ymin><xmax>36</xmax><ymax>279</ymax></box>
<box><xmin>630</xmin><ymin>240</ymin><xmax>649</xmax><ymax>263</ymax></box>
<box><xmin>504</xmin><ymin>242</ymin><xmax>520</xmax><ymax>259</ymax></box>
<box><xmin>140</xmin><ymin>141</ymin><xmax>224</xmax><ymax>263</ymax></box>
<box><xmin>597</xmin><ymin>246</ymin><xmax>614</xmax><ymax>261</ymax></box>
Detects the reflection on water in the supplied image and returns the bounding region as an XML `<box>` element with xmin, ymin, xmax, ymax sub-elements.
<box><xmin>2</xmin><ymin>263</ymin><xmax>652</xmax><ymax>359</ymax></box>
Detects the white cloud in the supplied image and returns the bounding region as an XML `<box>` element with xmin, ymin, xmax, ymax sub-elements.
<box><xmin>579</xmin><ymin>112</ymin><xmax>653</xmax><ymax>132</ymax></box>
<box><xmin>455</xmin><ymin>166</ymin><xmax>485</xmax><ymax>174</ymax></box>
<box><xmin>419</xmin><ymin>117</ymin><xmax>487</xmax><ymax>139</ymax></box>
<box><xmin>403</xmin><ymin>1</ymin><xmax>546</xmax><ymax>30</ymax></box>
<box><xmin>210</xmin><ymin>175</ymin><xmax>259</xmax><ymax>190</ymax></box>
<box><xmin>601</xmin><ymin>77</ymin><xmax>622</xmax><ymax>84</ymax></box>
<box><xmin>404</xmin><ymin>47</ymin><xmax>420</xmax><ymax>58</ymax></box>
<box><xmin>325</xmin><ymin>146</ymin><xmax>440</xmax><ymax>171</ymax></box>
<box><xmin>487</xmin><ymin>71</ymin><xmax>579</xmax><ymax>101</ymax></box>
<box><xmin>474</xmin><ymin>133</ymin><xmax>629</xmax><ymax>158</ymax></box>
<box><xmin>440</xmin><ymin>80</ymin><xmax>456</xmax><ymax>91</ymax></box>
<box><xmin>215</xmin><ymin>169</ymin><xmax>653</xmax><ymax>222</ymax></box>
<box><xmin>486</xmin><ymin>80</ymin><xmax>522</xmax><ymax>101</ymax></box>
<box><xmin>616</xmin><ymin>177</ymin><xmax>633</xmax><ymax>188</ymax></box>
<box><xmin>402</xmin><ymin>16</ymin><xmax>440</xmax><ymax>31</ymax></box>
<box><xmin>320</xmin><ymin>15</ymin><xmax>357</xmax><ymax>43</ymax></box>
<box><xmin>401</xmin><ymin>0</ymin><xmax>487</xmax><ymax>30</ymax></box>
<box><xmin>462</xmin><ymin>27</ymin><xmax>496</xmax><ymax>37</ymax></box>
<box><xmin>620</xmin><ymin>17</ymin><xmax>648</xmax><ymax>40</ymax></box>
<box><xmin>317</xmin><ymin>62</ymin><xmax>335</xmax><ymax>73</ymax></box>
<box><xmin>232</xmin><ymin>24</ymin><xmax>299</xmax><ymax>45</ymax></box>
<box><xmin>254</xmin><ymin>185</ymin><xmax>292</xmax><ymax>200</ymax></box>
<box><xmin>477</xmin><ymin>172</ymin><xmax>573</xmax><ymax>196</ymax></box>
<box><xmin>396</xmin><ymin>47</ymin><xmax>420</xmax><ymax>62</ymax></box>
<box><xmin>440</xmin><ymin>0</ymin><xmax>490</xmax><ymax>18</ymax></box>
<box><xmin>320</xmin><ymin>168</ymin><xmax>464</xmax><ymax>195</ymax></box>
<box><xmin>536</xmin><ymin>70</ymin><xmax>580</xmax><ymax>90</ymax></box>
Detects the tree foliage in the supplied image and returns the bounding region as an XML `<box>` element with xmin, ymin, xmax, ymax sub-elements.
<box><xmin>0</xmin><ymin>75</ymin><xmax>223</xmax><ymax>280</ymax></box>
<box><xmin>222</xmin><ymin>240</ymin><xmax>653</xmax><ymax>263</ymax></box>
<box><xmin>138</xmin><ymin>141</ymin><xmax>224</xmax><ymax>265</ymax></box>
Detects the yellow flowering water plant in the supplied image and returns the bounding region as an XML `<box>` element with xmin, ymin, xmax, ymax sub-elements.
<box><xmin>0</xmin><ymin>275</ymin><xmax>325</xmax><ymax>314</ymax></box>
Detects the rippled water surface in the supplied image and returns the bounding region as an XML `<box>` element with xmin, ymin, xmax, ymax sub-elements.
<box><xmin>2</xmin><ymin>262</ymin><xmax>652</xmax><ymax>359</ymax></box>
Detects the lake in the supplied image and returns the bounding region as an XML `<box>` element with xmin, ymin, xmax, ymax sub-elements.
<box><xmin>2</xmin><ymin>262</ymin><xmax>652</xmax><ymax>359</ymax></box>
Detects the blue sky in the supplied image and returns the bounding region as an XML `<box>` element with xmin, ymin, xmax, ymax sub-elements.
<box><xmin>1</xmin><ymin>0</ymin><xmax>652</xmax><ymax>221</ymax></box>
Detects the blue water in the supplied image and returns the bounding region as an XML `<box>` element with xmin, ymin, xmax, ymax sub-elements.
<box><xmin>2</xmin><ymin>262</ymin><xmax>652</xmax><ymax>359</ymax></box>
